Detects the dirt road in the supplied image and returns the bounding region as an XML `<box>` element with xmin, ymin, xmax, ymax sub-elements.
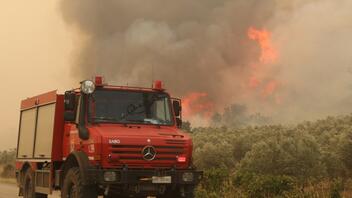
<box><xmin>0</xmin><ymin>182</ymin><xmax>60</xmax><ymax>198</ymax></box>
<box><xmin>0</xmin><ymin>183</ymin><xmax>157</xmax><ymax>198</ymax></box>
<box><xmin>0</xmin><ymin>182</ymin><xmax>117</xmax><ymax>198</ymax></box>
<box><xmin>0</xmin><ymin>182</ymin><xmax>20</xmax><ymax>198</ymax></box>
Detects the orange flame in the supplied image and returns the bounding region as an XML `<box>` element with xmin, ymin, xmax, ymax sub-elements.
<box><xmin>247</xmin><ymin>27</ymin><xmax>282</xmax><ymax>104</ymax></box>
<box><xmin>262</xmin><ymin>80</ymin><xmax>279</xmax><ymax>97</ymax></box>
<box><xmin>248</xmin><ymin>27</ymin><xmax>278</xmax><ymax>64</ymax></box>
<box><xmin>249</xmin><ymin>76</ymin><xmax>261</xmax><ymax>89</ymax></box>
<box><xmin>182</xmin><ymin>92</ymin><xmax>214</xmax><ymax>119</ymax></box>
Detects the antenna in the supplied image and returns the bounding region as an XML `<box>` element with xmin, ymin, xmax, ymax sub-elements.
<box><xmin>151</xmin><ymin>64</ymin><xmax>155</xmax><ymax>87</ymax></box>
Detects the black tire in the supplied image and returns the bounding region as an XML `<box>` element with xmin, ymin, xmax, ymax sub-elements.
<box><xmin>23</xmin><ymin>169</ymin><xmax>48</xmax><ymax>198</ymax></box>
<box><xmin>61</xmin><ymin>167</ymin><xmax>98</xmax><ymax>198</ymax></box>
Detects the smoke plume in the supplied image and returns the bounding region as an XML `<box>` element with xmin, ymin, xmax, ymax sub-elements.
<box><xmin>60</xmin><ymin>0</ymin><xmax>352</xmax><ymax>124</ymax></box>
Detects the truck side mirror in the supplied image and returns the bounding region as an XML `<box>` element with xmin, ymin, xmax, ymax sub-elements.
<box><xmin>173</xmin><ymin>100</ymin><xmax>181</xmax><ymax>117</ymax></box>
<box><xmin>64</xmin><ymin>91</ymin><xmax>76</xmax><ymax>122</ymax></box>
<box><xmin>78</xmin><ymin>125</ymin><xmax>90</xmax><ymax>140</ymax></box>
<box><xmin>176</xmin><ymin>118</ymin><xmax>182</xmax><ymax>128</ymax></box>
<box><xmin>172</xmin><ymin>99</ymin><xmax>182</xmax><ymax>128</ymax></box>
<box><xmin>64</xmin><ymin>111</ymin><xmax>76</xmax><ymax>122</ymax></box>
<box><xmin>64</xmin><ymin>91</ymin><xmax>76</xmax><ymax>111</ymax></box>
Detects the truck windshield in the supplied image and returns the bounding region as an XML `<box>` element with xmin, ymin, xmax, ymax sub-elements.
<box><xmin>89</xmin><ymin>89</ymin><xmax>174</xmax><ymax>126</ymax></box>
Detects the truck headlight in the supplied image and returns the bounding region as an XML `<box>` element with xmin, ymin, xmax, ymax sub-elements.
<box><xmin>182</xmin><ymin>172</ymin><xmax>194</xmax><ymax>182</ymax></box>
<box><xmin>103</xmin><ymin>171</ymin><xmax>117</xmax><ymax>182</ymax></box>
<box><xmin>81</xmin><ymin>80</ymin><xmax>95</xmax><ymax>94</ymax></box>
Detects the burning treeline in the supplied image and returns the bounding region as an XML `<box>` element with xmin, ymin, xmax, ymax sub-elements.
<box><xmin>60</xmin><ymin>0</ymin><xmax>352</xmax><ymax>125</ymax></box>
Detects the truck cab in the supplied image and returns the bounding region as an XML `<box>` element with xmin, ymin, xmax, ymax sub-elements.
<box><xmin>15</xmin><ymin>77</ymin><xmax>202</xmax><ymax>198</ymax></box>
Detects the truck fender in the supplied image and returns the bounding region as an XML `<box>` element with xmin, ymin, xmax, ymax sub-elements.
<box><xmin>61</xmin><ymin>151</ymin><xmax>91</xmax><ymax>187</ymax></box>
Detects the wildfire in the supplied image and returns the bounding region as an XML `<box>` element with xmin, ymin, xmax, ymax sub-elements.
<box><xmin>248</xmin><ymin>27</ymin><xmax>278</xmax><ymax>64</ymax></box>
<box><xmin>247</xmin><ymin>27</ymin><xmax>281</xmax><ymax>103</ymax></box>
<box><xmin>262</xmin><ymin>80</ymin><xmax>279</xmax><ymax>97</ymax></box>
<box><xmin>249</xmin><ymin>76</ymin><xmax>261</xmax><ymax>89</ymax></box>
<box><xmin>180</xmin><ymin>27</ymin><xmax>281</xmax><ymax>122</ymax></box>
<box><xmin>182</xmin><ymin>92</ymin><xmax>214</xmax><ymax>119</ymax></box>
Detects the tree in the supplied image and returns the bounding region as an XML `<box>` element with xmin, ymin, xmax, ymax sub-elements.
<box><xmin>222</xmin><ymin>104</ymin><xmax>248</xmax><ymax>128</ymax></box>
<box><xmin>237</xmin><ymin>132</ymin><xmax>326</xmax><ymax>183</ymax></box>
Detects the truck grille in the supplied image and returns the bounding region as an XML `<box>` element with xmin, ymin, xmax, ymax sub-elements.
<box><xmin>109</xmin><ymin>140</ymin><xmax>186</xmax><ymax>163</ymax></box>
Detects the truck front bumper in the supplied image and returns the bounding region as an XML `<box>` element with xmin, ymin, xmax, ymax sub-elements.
<box><xmin>85</xmin><ymin>168</ymin><xmax>203</xmax><ymax>186</ymax></box>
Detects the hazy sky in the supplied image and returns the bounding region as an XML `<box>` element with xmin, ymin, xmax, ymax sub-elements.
<box><xmin>59</xmin><ymin>0</ymin><xmax>352</xmax><ymax>126</ymax></box>
<box><xmin>0</xmin><ymin>1</ymin><xmax>74</xmax><ymax>150</ymax></box>
<box><xmin>1</xmin><ymin>0</ymin><xmax>352</xmax><ymax>150</ymax></box>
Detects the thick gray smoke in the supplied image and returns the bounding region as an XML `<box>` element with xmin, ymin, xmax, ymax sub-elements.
<box><xmin>60</xmin><ymin>0</ymin><xmax>352</xmax><ymax>124</ymax></box>
<box><xmin>60</xmin><ymin>0</ymin><xmax>275</xmax><ymax>97</ymax></box>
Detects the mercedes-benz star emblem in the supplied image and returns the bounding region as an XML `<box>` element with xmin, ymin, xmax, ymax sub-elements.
<box><xmin>142</xmin><ymin>146</ymin><xmax>156</xmax><ymax>161</ymax></box>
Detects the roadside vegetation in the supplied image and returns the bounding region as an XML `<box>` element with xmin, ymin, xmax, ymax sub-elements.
<box><xmin>0</xmin><ymin>148</ymin><xmax>15</xmax><ymax>178</ymax></box>
<box><xmin>190</xmin><ymin>114</ymin><xmax>352</xmax><ymax>198</ymax></box>
<box><xmin>3</xmin><ymin>112</ymin><xmax>352</xmax><ymax>197</ymax></box>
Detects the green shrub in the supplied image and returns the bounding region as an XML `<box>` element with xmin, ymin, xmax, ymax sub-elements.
<box><xmin>237</xmin><ymin>132</ymin><xmax>326</xmax><ymax>183</ymax></box>
<box><xmin>190</xmin><ymin>114</ymin><xmax>352</xmax><ymax>197</ymax></box>
<box><xmin>234</xmin><ymin>173</ymin><xmax>295</xmax><ymax>198</ymax></box>
<box><xmin>200</xmin><ymin>168</ymin><xmax>230</xmax><ymax>193</ymax></box>
<box><xmin>0</xmin><ymin>149</ymin><xmax>16</xmax><ymax>166</ymax></box>
<box><xmin>193</xmin><ymin>142</ymin><xmax>235</xmax><ymax>169</ymax></box>
<box><xmin>330</xmin><ymin>178</ymin><xmax>343</xmax><ymax>198</ymax></box>
<box><xmin>1</xmin><ymin>164</ymin><xmax>15</xmax><ymax>178</ymax></box>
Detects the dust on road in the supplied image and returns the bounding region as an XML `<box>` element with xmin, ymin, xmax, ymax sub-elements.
<box><xmin>0</xmin><ymin>183</ymin><xmax>151</xmax><ymax>198</ymax></box>
<box><xmin>0</xmin><ymin>182</ymin><xmax>59</xmax><ymax>198</ymax></box>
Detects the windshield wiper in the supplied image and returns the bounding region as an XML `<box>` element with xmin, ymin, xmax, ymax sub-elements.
<box><xmin>120</xmin><ymin>119</ymin><xmax>163</xmax><ymax>129</ymax></box>
<box><xmin>121</xmin><ymin>118</ymin><xmax>148</xmax><ymax>123</ymax></box>
<box><xmin>92</xmin><ymin>116</ymin><xmax>151</xmax><ymax>125</ymax></box>
<box><xmin>92</xmin><ymin>116</ymin><xmax>120</xmax><ymax>123</ymax></box>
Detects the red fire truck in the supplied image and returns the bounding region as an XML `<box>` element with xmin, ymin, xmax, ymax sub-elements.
<box><xmin>15</xmin><ymin>77</ymin><xmax>202</xmax><ymax>198</ymax></box>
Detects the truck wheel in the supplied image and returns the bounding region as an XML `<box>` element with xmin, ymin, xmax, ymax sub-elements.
<box><xmin>23</xmin><ymin>169</ymin><xmax>48</xmax><ymax>198</ymax></box>
<box><xmin>61</xmin><ymin>167</ymin><xmax>98</xmax><ymax>198</ymax></box>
